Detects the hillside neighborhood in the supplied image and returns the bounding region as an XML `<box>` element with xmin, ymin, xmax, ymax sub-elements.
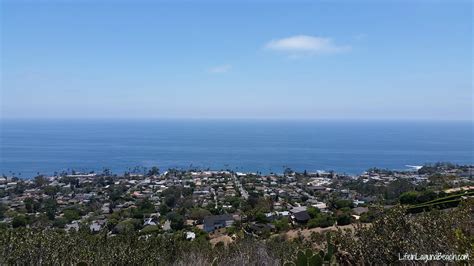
<box><xmin>1</xmin><ymin>163</ymin><xmax>472</xmax><ymax>242</ymax></box>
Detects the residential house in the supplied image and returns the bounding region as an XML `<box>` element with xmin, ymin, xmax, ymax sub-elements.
<box><xmin>203</xmin><ymin>214</ymin><xmax>234</xmax><ymax>232</ymax></box>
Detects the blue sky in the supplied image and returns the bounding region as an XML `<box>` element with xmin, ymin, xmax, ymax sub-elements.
<box><xmin>1</xmin><ymin>1</ymin><xmax>472</xmax><ymax>120</ymax></box>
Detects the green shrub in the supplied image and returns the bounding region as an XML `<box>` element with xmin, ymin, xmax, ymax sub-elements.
<box><xmin>11</xmin><ymin>215</ymin><xmax>28</xmax><ymax>228</ymax></box>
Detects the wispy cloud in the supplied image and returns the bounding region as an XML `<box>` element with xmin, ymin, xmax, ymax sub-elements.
<box><xmin>265</xmin><ymin>35</ymin><xmax>350</xmax><ymax>57</ymax></box>
<box><xmin>354</xmin><ymin>33</ymin><xmax>367</xmax><ymax>41</ymax></box>
<box><xmin>208</xmin><ymin>64</ymin><xmax>232</xmax><ymax>73</ymax></box>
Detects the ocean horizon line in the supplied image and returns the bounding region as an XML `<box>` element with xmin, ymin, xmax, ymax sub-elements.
<box><xmin>1</xmin><ymin>117</ymin><xmax>473</xmax><ymax>123</ymax></box>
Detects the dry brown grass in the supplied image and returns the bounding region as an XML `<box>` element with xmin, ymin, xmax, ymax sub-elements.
<box><xmin>284</xmin><ymin>224</ymin><xmax>361</xmax><ymax>240</ymax></box>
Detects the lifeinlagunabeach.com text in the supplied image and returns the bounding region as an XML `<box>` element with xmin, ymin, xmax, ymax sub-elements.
<box><xmin>399</xmin><ymin>253</ymin><xmax>469</xmax><ymax>263</ymax></box>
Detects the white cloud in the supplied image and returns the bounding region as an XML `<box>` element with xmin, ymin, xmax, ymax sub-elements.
<box><xmin>208</xmin><ymin>64</ymin><xmax>232</xmax><ymax>73</ymax></box>
<box><xmin>265</xmin><ymin>35</ymin><xmax>350</xmax><ymax>57</ymax></box>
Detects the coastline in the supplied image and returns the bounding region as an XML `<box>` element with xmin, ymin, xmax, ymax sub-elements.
<box><xmin>1</xmin><ymin>119</ymin><xmax>473</xmax><ymax>178</ymax></box>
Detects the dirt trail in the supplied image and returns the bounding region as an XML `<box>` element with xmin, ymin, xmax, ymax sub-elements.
<box><xmin>285</xmin><ymin>224</ymin><xmax>366</xmax><ymax>240</ymax></box>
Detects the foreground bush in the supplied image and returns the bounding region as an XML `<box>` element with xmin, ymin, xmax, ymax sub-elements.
<box><xmin>334</xmin><ymin>199</ymin><xmax>473</xmax><ymax>264</ymax></box>
<box><xmin>1</xmin><ymin>200</ymin><xmax>471</xmax><ymax>265</ymax></box>
<box><xmin>0</xmin><ymin>228</ymin><xmax>300</xmax><ymax>265</ymax></box>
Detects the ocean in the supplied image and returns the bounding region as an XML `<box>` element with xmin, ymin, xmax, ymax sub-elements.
<box><xmin>0</xmin><ymin>119</ymin><xmax>472</xmax><ymax>178</ymax></box>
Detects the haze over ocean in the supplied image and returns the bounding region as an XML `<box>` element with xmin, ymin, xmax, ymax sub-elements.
<box><xmin>1</xmin><ymin>119</ymin><xmax>472</xmax><ymax>178</ymax></box>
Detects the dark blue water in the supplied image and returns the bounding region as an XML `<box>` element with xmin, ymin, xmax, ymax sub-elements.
<box><xmin>0</xmin><ymin>119</ymin><xmax>472</xmax><ymax>178</ymax></box>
